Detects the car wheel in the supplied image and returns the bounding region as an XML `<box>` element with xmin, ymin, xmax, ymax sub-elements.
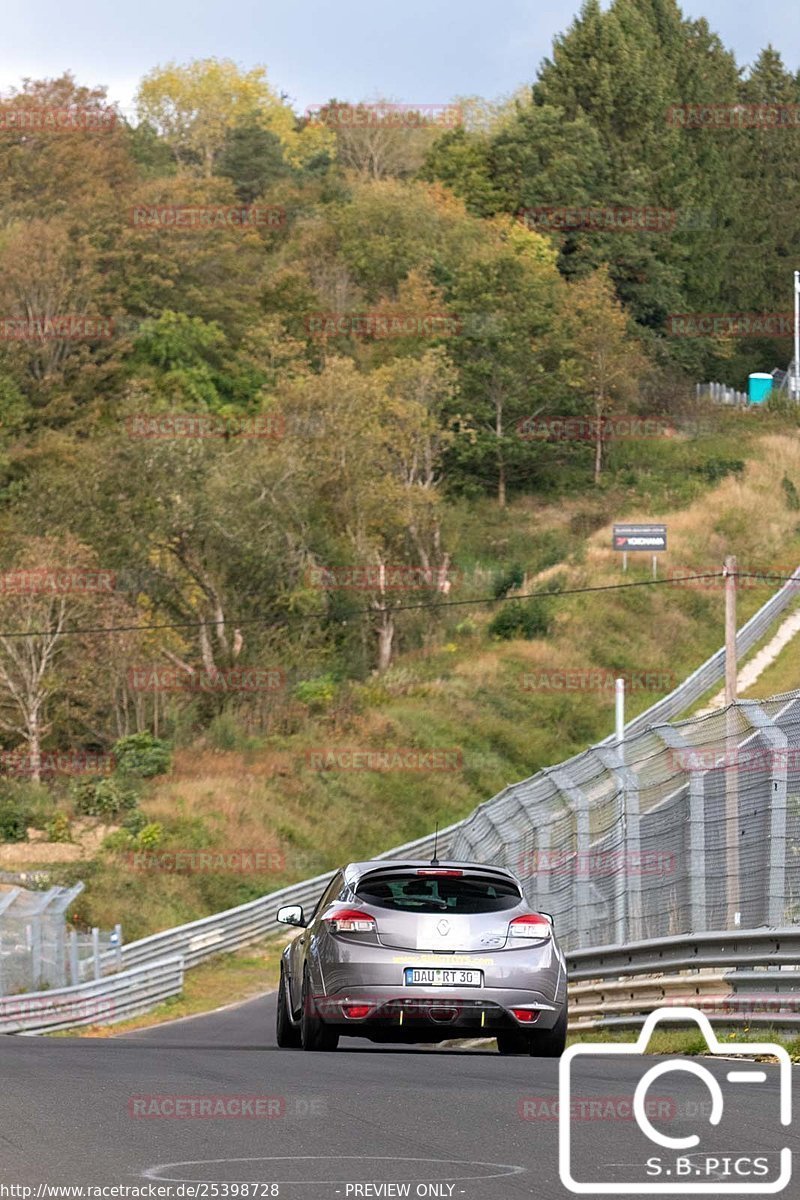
<box><xmin>528</xmin><ymin>1007</ymin><xmax>568</xmax><ymax>1058</ymax></box>
<box><xmin>300</xmin><ymin>971</ymin><xmax>339</xmax><ymax>1051</ymax></box>
<box><xmin>276</xmin><ymin>963</ymin><xmax>301</xmax><ymax>1048</ymax></box>
<box><xmin>496</xmin><ymin>1031</ymin><xmax>530</xmax><ymax>1056</ymax></box>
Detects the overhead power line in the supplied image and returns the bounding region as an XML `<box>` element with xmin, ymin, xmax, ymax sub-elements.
<box><xmin>0</xmin><ymin>572</ymin><xmax>729</xmax><ymax>640</ymax></box>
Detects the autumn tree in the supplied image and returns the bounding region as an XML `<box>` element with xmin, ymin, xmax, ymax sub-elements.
<box><xmin>136</xmin><ymin>59</ymin><xmax>331</xmax><ymax>177</ymax></box>
<box><xmin>561</xmin><ymin>267</ymin><xmax>647</xmax><ymax>482</ymax></box>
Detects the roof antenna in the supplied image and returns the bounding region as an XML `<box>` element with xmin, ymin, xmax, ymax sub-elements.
<box><xmin>431</xmin><ymin>821</ymin><xmax>440</xmax><ymax>866</ymax></box>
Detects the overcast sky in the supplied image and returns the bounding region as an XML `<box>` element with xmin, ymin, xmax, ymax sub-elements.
<box><xmin>1</xmin><ymin>0</ymin><xmax>796</xmax><ymax>117</ymax></box>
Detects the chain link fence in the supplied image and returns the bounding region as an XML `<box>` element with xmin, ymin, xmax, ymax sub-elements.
<box><xmin>449</xmin><ymin>693</ymin><xmax>800</xmax><ymax>951</ymax></box>
<box><xmin>0</xmin><ymin>882</ymin><xmax>122</xmax><ymax>995</ymax></box>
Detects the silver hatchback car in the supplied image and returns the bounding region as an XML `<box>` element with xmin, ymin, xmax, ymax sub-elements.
<box><xmin>276</xmin><ymin>859</ymin><xmax>568</xmax><ymax>1055</ymax></box>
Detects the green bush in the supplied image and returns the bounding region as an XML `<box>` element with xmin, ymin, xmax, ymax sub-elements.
<box><xmin>45</xmin><ymin>812</ymin><xmax>72</xmax><ymax>843</ymax></box>
<box><xmin>73</xmin><ymin>776</ymin><xmax>139</xmax><ymax>818</ymax></box>
<box><xmin>693</xmin><ymin>457</ymin><xmax>745</xmax><ymax>483</ymax></box>
<box><xmin>294</xmin><ymin>675</ymin><xmax>337</xmax><ymax>711</ymax></box>
<box><xmin>137</xmin><ymin>822</ymin><xmax>163</xmax><ymax>849</ymax></box>
<box><xmin>121</xmin><ymin>809</ymin><xmax>149</xmax><ymax>835</ymax></box>
<box><xmin>112</xmin><ymin>732</ymin><xmax>172</xmax><ymax>778</ymax></box>
<box><xmin>781</xmin><ymin>475</ymin><xmax>800</xmax><ymax>511</ymax></box>
<box><xmin>492</xmin><ymin>563</ymin><xmax>524</xmax><ymax>599</ymax></box>
<box><xmin>206</xmin><ymin>711</ymin><xmax>246</xmax><ymax>751</ymax></box>
<box><xmin>489</xmin><ymin>598</ymin><xmax>552</xmax><ymax>641</ymax></box>
<box><xmin>0</xmin><ymin>792</ymin><xmax>30</xmax><ymax>842</ymax></box>
<box><xmin>102</xmin><ymin>829</ymin><xmax>135</xmax><ymax>853</ymax></box>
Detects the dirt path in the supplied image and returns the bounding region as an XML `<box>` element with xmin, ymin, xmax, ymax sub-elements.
<box><xmin>698</xmin><ymin>604</ymin><xmax>800</xmax><ymax>713</ymax></box>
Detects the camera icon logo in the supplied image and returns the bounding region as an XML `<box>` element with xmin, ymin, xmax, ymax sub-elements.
<box><xmin>559</xmin><ymin>1007</ymin><xmax>792</xmax><ymax>1194</ymax></box>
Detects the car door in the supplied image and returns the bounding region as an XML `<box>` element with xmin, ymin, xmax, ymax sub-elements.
<box><xmin>287</xmin><ymin>871</ymin><xmax>344</xmax><ymax>1011</ymax></box>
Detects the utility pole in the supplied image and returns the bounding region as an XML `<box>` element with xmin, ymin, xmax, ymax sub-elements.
<box><xmin>724</xmin><ymin>555</ymin><xmax>737</xmax><ymax>705</ymax></box>
<box><xmin>723</xmin><ymin>555</ymin><xmax>740</xmax><ymax>926</ymax></box>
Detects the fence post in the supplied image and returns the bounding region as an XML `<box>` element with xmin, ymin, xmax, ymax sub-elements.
<box><xmin>738</xmin><ymin>701</ymin><xmax>788</xmax><ymax>926</ymax></box>
<box><xmin>533</xmin><ymin>820</ymin><xmax>553</xmax><ymax>920</ymax></box>
<box><xmin>70</xmin><ymin>929</ymin><xmax>80</xmax><ymax>985</ymax></box>
<box><xmin>595</xmin><ymin>747</ymin><xmax>642</xmax><ymax>943</ymax></box>
<box><xmin>547</xmin><ymin>768</ymin><xmax>592</xmax><ymax>949</ymax></box>
<box><xmin>653</xmin><ymin>723</ymin><xmax>707</xmax><ymax>933</ymax></box>
<box><xmin>92</xmin><ymin>927</ymin><xmax>101</xmax><ymax>982</ymax></box>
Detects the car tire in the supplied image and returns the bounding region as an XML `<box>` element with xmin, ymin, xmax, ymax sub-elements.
<box><xmin>528</xmin><ymin>1006</ymin><xmax>568</xmax><ymax>1058</ymax></box>
<box><xmin>496</xmin><ymin>1031</ymin><xmax>530</xmax><ymax>1056</ymax></box>
<box><xmin>300</xmin><ymin>971</ymin><xmax>339</xmax><ymax>1051</ymax></box>
<box><xmin>276</xmin><ymin>963</ymin><xmax>301</xmax><ymax>1048</ymax></box>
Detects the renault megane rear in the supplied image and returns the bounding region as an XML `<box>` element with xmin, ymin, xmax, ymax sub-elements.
<box><xmin>275</xmin><ymin>859</ymin><xmax>568</xmax><ymax>1056</ymax></box>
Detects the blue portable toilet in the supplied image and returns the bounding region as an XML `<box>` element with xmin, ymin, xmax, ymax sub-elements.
<box><xmin>748</xmin><ymin>373</ymin><xmax>773</xmax><ymax>404</ymax></box>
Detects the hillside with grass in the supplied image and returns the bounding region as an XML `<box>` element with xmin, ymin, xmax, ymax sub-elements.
<box><xmin>3</xmin><ymin>415</ymin><xmax>800</xmax><ymax>942</ymax></box>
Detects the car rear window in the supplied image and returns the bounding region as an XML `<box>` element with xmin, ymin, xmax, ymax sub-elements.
<box><xmin>355</xmin><ymin>872</ymin><xmax>521</xmax><ymax>914</ymax></box>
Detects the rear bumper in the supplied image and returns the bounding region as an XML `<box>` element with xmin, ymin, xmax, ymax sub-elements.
<box><xmin>312</xmin><ymin>985</ymin><xmax>564</xmax><ymax>1033</ymax></box>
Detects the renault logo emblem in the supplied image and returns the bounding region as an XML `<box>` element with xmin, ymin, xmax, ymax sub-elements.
<box><xmin>437</xmin><ymin>919</ymin><xmax>450</xmax><ymax>936</ymax></box>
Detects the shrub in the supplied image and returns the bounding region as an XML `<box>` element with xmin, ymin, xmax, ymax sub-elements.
<box><xmin>489</xmin><ymin>598</ymin><xmax>552</xmax><ymax>640</ymax></box>
<box><xmin>112</xmin><ymin>732</ymin><xmax>172</xmax><ymax>778</ymax></box>
<box><xmin>206</xmin><ymin>711</ymin><xmax>246</xmax><ymax>751</ymax></box>
<box><xmin>137</xmin><ymin>822</ymin><xmax>164</xmax><ymax>849</ymax></box>
<box><xmin>121</xmin><ymin>809</ymin><xmax>149</xmax><ymax>836</ymax></box>
<box><xmin>45</xmin><ymin>812</ymin><xmax>72</xmax><ymax>843</ymax></box>
<box><xmin>694</xmin><ymin>457</ymin><xmax>744</xmax><ymax>483</ymax></box>
<box><xmin>0</xmin><ymin>792</ymin><xmax>30</xmax><ymax>842</ymax></box>
<box><xmin>102</xmin><ymin>829</ymin><xmax>135</xmax><ymax>853</ymax></box>
<box><xmin>781</xmin><ymin>475</ymin><xmax>800</xmax><ymax>511</ymax></box>
<box><xmin>454</xmin><ymin>617</ymin><xmax>478</xmax><ymax>637</ymax></box>
<box><xmin>294</xmin><ymin>675</ymin><xmax>337</xmax><ymax>711</ymax></box>
<box><xmin>492</xmin><ymin>563</ymin><xmax>524</xmax><ymax>599</ymax></box>
<box><xmin>73</xmin><ymin>776</ymin><xmax>139</xmax><ymax>818</ymax></box>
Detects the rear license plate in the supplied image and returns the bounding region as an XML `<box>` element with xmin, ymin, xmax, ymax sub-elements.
<box><xmin>404</xmin><ymin>967</ymin><xmax>482</xmax><ymax>987</ymax></box>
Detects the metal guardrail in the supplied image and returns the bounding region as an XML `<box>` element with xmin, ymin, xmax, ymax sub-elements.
<box><xmin>6</xmin><ymin>568</ymin><xmax>800</xmax><ymax>1031</ymax></box>
<box><xmin>566</xmin><ymin>929</ymin><xmax>800</xmax><ymax>1030</ymax></box>
<box><xmin>0</xmin><ymin>956</ymin><xmax>184</xmax><ymax>1035</ymax></box>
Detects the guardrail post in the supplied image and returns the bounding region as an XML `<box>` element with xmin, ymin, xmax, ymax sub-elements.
<box><xmin>653</xmin><ymin>724</ymin><xmax>707</xmax><ymax>933</ymax></box>
<box><xmin>595</xmin><ymin>747</ymin><xmax>642</xmax><ymax>943</ymax></box>
<box><xmin>546</xmin><ymin>768</ymin><xmax>592</xmax><ymax>949</ymax></box>
<box><xmin>92</xmin><ymin>927</ymin><xmax>101</xmax><ymax>982</ymax></box>
<box><xmin>738</xmin><ymin>701</ymin><xmax>788</xmax><ymax>926</ymax></box>
<box><xmin>533</xmin><ymin>819</ymin><xmax>553</xmax><ymax>920</ymax></box>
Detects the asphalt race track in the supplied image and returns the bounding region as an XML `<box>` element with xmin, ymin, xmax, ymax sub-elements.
<box><xmin>1</xmin><ymin>993</ymin><xmax>793</xmax><ymax>1200</ymax></box>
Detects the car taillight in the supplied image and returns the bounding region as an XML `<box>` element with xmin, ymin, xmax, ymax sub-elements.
<box><xmin>511</xmin><ymin>1007</ymin><xmax>540</xmax><ymax>1023</ymax></box>
<box><xmin>508</xmin><ymin>914</ymin><xmax>551</xmax><ymax>940</ymax></box>
<box><xmin>341</xmin><ymin>1003</ymin><xmax>372</xmax><ymax>1019</ymax></box>
<box><xmin>325</xmin><ymin>909</ymin><xmax>376</xmax><ymax>934</ymax></box>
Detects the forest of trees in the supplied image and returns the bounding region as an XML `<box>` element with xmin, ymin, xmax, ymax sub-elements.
<box><xmin>0</xmin><ymin>0</ymin><xmax>798</xmax><ymax>769</ymax></box>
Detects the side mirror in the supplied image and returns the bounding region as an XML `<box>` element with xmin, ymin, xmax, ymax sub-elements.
<box><xmin>277</xmin><ymin>904</ymin><xmax>306</xmax><ymax>928</ymax></box>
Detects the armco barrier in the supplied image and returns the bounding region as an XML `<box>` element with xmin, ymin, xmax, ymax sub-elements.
<box><xmin>567</xmin><ymin>928</ymin><xmax>800</xmax><ymax>1030</ymax></box>
<box><xmin>0</xmin><ymin>956</ymin><xmax>184</xmax><ymax>1035</ymax></box>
